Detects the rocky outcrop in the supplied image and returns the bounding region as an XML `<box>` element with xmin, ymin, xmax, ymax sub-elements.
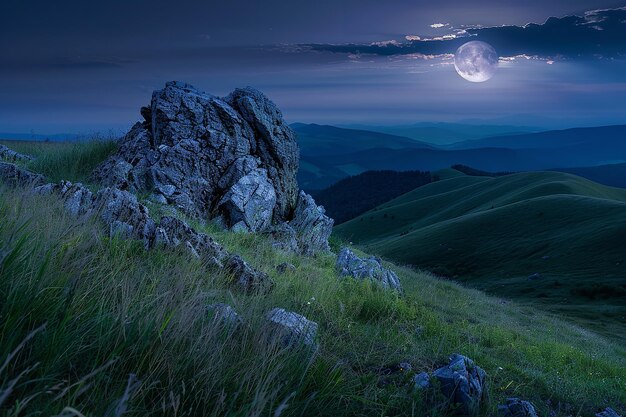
<box><xmin>266</xmin><ymin>308</ymin><xmax>318</xmax><ymax>349</ymax></box>
<box><xmin>226</xmin><ymin>255</ymin><xmax>274</xmax><ymax>294</ymax></box>
<box><xmin>0</xmin><ymin>162</ymin><xmax>45</xmax><ymax>187</ymax></box>
<box><xmin>431</xmin><ymin>354</ymin><xmax>487</xmax><ymax>416</ymax></box>
<box><xmin>92</xmin><ymin>81</ymin><xmax>332</xmax><ymax>255</ymax></box>
<box><xmin>35</xmin><ymin>181</ymin><xmax>94</xmax><ymax>216</ymax></box>
<box><xmin>498</xmin><ymin>398</ymin><xmax>538</xmax><ymax>417</ymax></box>
<box><xmin>0</xmin><ymin>145</ymin><xmax>33</xmax><ymax>163</ymax></box>
<box><xmin>597</xmin><ymin>408</ymin><xmax>623</xmax><ymax>417</ymax></box>
<box><xmin>336</xmin><ymin>248</ymin><xmax>402</xmax><ymax>291</ymax></box>
<box><xmin>155</xmin><ymin>216</ymin><xmax>227</xmax><ymax>266</ymax></box>
<box><xmin>276</xmin><ymin>262</ymin><xmax>296</xmax><ymax>274</ymax></box>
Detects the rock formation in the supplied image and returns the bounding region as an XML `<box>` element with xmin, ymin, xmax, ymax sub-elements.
<box><xmin>0</xmin><ymin>162</ymin><xmax>45</xmax><ymax>187</ymax></box>
<box><xmin>266</xmin><ymin>308</ymin><xmax>318</xmax><ymax>349</ymax></box>
<box><xmin>92</xmin><ymin>81</ymin><xmax>332</xmax><ymax>255</ymax></box>
<box><xmin>0</xmin><ymin>144</ymin><xmax>33</xmax><ymax>163</ymax></box>
<box><xmin>431</xmin><ymin>354</ymin><xmax>487</xmax><ymax>415</ymax></box>
<box><xmin>336</xmin><ymin>248</ymin><xmax>402</xmax><ymax>291</ymax></box>
<box><xmin>498</xmin><ymin>398</ymin><xmax>539</xmax><ymax>417</ymax></box>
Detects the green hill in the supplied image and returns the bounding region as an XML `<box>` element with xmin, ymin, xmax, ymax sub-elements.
<box><xmin>335</xmin><ymin>172</ymin><xmax>626</xmax><ymax>338</ymax></box>
<box><xmin>1</xmin><ymin>141</ymin><xmax>625</xmax><ymax>416</ymax></box>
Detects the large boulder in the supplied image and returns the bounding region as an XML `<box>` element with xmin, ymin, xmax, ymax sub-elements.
<box><xmin>336</xmin><ymin>248</ymin><xmax>402</xmax><ymax>291</ymax></box>
<box><xmin>92</xmin><ymin>82</ymin><xmax>331</xmax><ymax>254</ymax></box>
<box><xmin>431</xmin><ymin>354</ymin><xmax>487</xmax><ymax>416</ymax></box>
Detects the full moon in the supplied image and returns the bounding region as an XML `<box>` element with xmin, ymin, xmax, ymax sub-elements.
<box><xmin>454</xmin><ymin>41</ymin><xmax>498</xmax><ymax>83</ymax></box>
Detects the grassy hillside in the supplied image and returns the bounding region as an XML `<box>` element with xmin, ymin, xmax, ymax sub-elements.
<box><xmin>335</xmin><ymin>172</ymin><xmax>626</xmax><ymax>339</ymax></box>
<box><xmin>554</xmin><ymin>163</ymin><xmax>626</xmax><ymax>189</ymax></box>
<box><xmin>1</xmin><ymin>142</ymin><xmax>625</xmax><ymax>415</ymax></box>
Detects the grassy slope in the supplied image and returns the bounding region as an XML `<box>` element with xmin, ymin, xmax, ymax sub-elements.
<box><xmin>335</xmin><ymin>172</ymin><xmax>626</xmax><ymax>339</ymax></box>
<box><xmin>1</xmin><ymin>142</ymin><xmax>625</xmax><ymax>416</ymax></box>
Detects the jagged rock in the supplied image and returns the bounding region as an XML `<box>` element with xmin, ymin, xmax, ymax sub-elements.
<box><xmin>225</xmin><ymin>255</ymin><xmax>273</xmax><ymax>294</ymax></box>
<box><xmin>266</xmin><ymin>307</ymin><xmax>318</xmax><ymax>349</ymax></box>
<box><xmin>288</xmin><ymin>191</ymin><xmax>333</xmax><ymax>255</ymax></box>
<box><xmin>0</xmin><ymin>162</ymin><xmax>45</xmax><ymax>187</ymax></box>
<box><xmin>498</xmin><ymin>398</ymin><xmax>538</xmax><ymax>417</ymax></box>
<box><xmin>35</xmin><ymin>181</ymin><xmax>94</xmax><ymax>216</ymax></box>
<box><xmin>155</xmin><ymin>216</ymin><xmax>227</xmax><ymax>266</ymax></box>
<box><xmin>0</xmin><ymin>144</ymin><xmax>33</xmax><ymax>163</ymax></box>
<box><xmin>597</xmin><ymin>408</ymin><xmax>623</xmax><ymax>417</ymax></box>
<box><xmin>431</xmin><ymin>354</ymin><xmax>487</xmax><ymax>416</ymax></box>
<box><xmin>207</xmin><ymin>303</ymin><xmax>241</xmax><ymax>328</ymax></box>
<box><xmin>276</xmin><ymin>262</ymin><xmax>296</xmax><ymax>274</ymax></box>
<box><xmin>413</xmin><ymin>372</ymin><xmax>431</xmax><ymax>391</ymax></box>
<box><xmin>92</xmin><ymin>187</ymin><xmax>156</xmax><ymax>248</ymax></box>
<box><xmin>336</xmin><ymin>248</ymin><xmax>402</xmax><ymax>291</ymax></box>
<box><xmin>92</xmin><ymin>81</ymin><xmax>331</xmax><ymax>254</ymax></box>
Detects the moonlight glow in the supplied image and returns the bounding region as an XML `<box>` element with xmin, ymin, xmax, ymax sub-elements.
<box><xmin>454</xmin><ymin>41</ymin><xmax>498</xmax><ymax>83</ymax></box>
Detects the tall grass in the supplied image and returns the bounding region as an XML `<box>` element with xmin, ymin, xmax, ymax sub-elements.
<box><xmin>0</xmin><ymin>187</ymin><xmax>625</xmax><ymax>416</ymax></box>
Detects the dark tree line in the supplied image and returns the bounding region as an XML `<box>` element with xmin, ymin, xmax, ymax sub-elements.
<box><xmin>311</xmin><ymin>170</ymin><xmax>435</xmax><ymax>225</ymax></box>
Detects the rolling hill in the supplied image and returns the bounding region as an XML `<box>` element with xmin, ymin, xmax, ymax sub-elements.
<box><xmin>335</xmin><ymin>171</ymin><xmax>626</xmax><ymax>337</ymax></box>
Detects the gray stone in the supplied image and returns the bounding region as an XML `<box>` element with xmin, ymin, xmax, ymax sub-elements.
<box><xmin>431</xmin><ymin>354</ymin><xmax>487</xmax><ymax>416</ymax></box>
<box><xmin>288</xmin><ymin>191</ymin><xmax>334</xmax><ymax>256</ymax></box>
<box><xmin>155</xmin><ymin>216</ymin><xmax>227</xmax><ymax>267</ymax></box>
<box><xmin>413</xmin><ymin>372</ymin><xmax>431</xmax><ymax>391</ymax></box>
<box><xmin>276</xmin><ymin>262</ymin><xmax>296</xmax><ymax>274</ymax></box>
<box><xmin>0</xmin><ymin>145</ymin><xmax>33</xmax><ymax>163</ymax></box>
<box><xmin>498</xmin><ymin>398</ymin><xmax>538</xmax><ymax>417</ymax></box>
<box><xmin>207</xmin><ymin>303</ymin><xmax>241</xmax><ymax>328</ymax></box>
<box><xmin>225</xmin><ymin>255</ymin><xmax>274</xmax><ymax>294</ymax></box>
<box><xmin>91</xmin><ymin>187</ymin><xmax>156</xmax><ymax>248</ymax></box>
<box><xmin>528</xmin><ymin>273</ymin><xmax>542</xmax><ymax>280</ymax></box>
<box><xmin>92</xmin><ymin>81</ymin><xmax>331</xmax><ymax>255</ymax></box>
<box><xmin>266</xmin><ymin>307</ymin><xmax>318</xmax><ymax>349</ymax></box>
<box><xmin>336</xmin><ymin>248</ymin><xmax>402</xmax><ymax>292</ymax></box>
<box><xmin>0</xmin><ymin>162</ymin><xmax>45</xmax><ymax>187</ymax></box>
<box><xmin>35</xmin><ymin>180</ymin><xmax>94</xmax><ymax>216</ymax></box>
<box><xmin>597</xmin><ymin>408</ymin><xmax>623</xmax><ymax>417</ymax></box>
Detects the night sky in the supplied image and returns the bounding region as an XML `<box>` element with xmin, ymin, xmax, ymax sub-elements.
<box><xmin>2</xmin><ymin>0</ymin><xmax>626</xmax><ymax>133</ymax></box>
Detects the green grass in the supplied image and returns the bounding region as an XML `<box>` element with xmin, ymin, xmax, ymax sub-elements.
<box><xmin>0</xmin><ymin>138</ymin><xmax>117</xmax><ymax>184</ymax></box>
<box><xmin>1</xmin><ymin>141</ymin><xmax>625</xmax><ymax>416</ymax></box>
<box><xmin>335</xmin><ymin>172</ymin><xmax>626</xmax><ymax>339</ymax></box>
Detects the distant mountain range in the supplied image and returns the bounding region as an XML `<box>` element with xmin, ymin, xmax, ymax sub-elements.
<box><xmin>293</xmin><ymin>123</ymin><xmax>626</xmax><ymax>190</ymax></box>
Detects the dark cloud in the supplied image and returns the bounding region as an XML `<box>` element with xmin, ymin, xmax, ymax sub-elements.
<box><xmin>305</xmin><ymin>7</ymin><xmax>626</xmax><ymax>59</ymax></box>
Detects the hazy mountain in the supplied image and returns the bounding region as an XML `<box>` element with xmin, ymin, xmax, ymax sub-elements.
<box><xmin>292</xmin><ymin>123</ymin><xmax>433</xmax><ymax>156</ymax></box>
<box><xmin>341</xmin><ymin>122</ymin><xmax>540</xmax><ymax>146</ymax></box>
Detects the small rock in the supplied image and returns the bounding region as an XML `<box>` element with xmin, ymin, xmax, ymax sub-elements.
<box><xmin>35</xmin><ymin>180</ymin><xmax>94</xmax><ymax>216</ymax></box>
<box><xmin>92</xmin><ymin>187</ymin><xmax>156</xmax><ymax>248</ymax></box>
<box><xmin>207</xmin><ymin>303</ymin><xmax>241</xmax><ymax>328</ymax></box>
<box><xmin>155</xmin><ymin>216</ymin><xmax>227</xmax><ymax>267</ymax></box>
<box><xmin>596</xmin><ymin>408</ymin><xmax>623</xmax><ymax>417</ymax></box>
<box><xmin>336</xmin><ymin>247</ymin><xmax>402</xmax><ymax>292</ymax></box>
<box><xmin>0</xmin><ymin>162</ymin><xmax>45</xmax><ymax>187</ymax></box>
<box><xmin>276</xmin><ymin>262</ymin><xmax>296</xmax><ymax>274</ymax></box>
<box><xmin>431</xmin><ymin>353</ymin><xmax>487</xmax><ymax>415</ymax></box>
<box><xmin>498</xmin><ymin>398</ymin><xmax>539</xmax><ymax>417</ymax></box>
<box><xmin>266</xmin><ymin>307</ymin><xmax>318</xmax><ymax>349</ymax></box>
<box><xmin>225</xmin><ymin>255</ymin><xmax>274</xmax><ymax>294</ymax></box>
<box><xmin>288</xmin><ymin>191</ymin><xmax>334</xmax><ymax>255</ymax></box>
<box><xmin>413</xmin><ymin>372</ymin><xmax>431</xmax><ymax>391</ymax></box>
<box><xmin>528</xmin><ymin>273</ymin><xmax>542</xmax><ymax>280</ymax></box>
<box><xmin>0</xmin><ymin>144</ymin><xmax>34</xmax><ymax>163</ymax></box>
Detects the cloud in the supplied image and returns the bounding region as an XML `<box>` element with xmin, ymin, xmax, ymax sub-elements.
<box><xmin>430</xmin><ymin>23</ymin><xmax>450</xmax><ymax>29</ymax></box>
<box><xmin>303</xmin><ymin>7</ymin><xmax>626</xmax><ymax>60</ymax></box>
